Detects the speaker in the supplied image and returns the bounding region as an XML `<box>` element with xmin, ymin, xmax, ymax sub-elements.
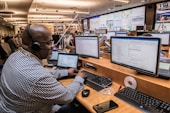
<box><xmin>27</xmin><ymin>24</ymin><xmax>41</xmax><ymax>51</ymax></box>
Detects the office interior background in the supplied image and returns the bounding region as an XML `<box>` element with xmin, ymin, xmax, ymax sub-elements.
<box><xmin>0</xmin><ymin>0</ymin><xmax>167</xmax><ymax>35</ymax></box>
<box><xmin>1</xmin><ymin>0</ymin><xmax>170</xmax><ymax>113</ymax></box>
<box><xmin>1</xmin><ymin>0</ymin><xmax>170</xmax><ymax>69</ymax></box>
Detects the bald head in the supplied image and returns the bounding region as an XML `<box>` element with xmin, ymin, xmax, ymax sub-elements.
<box><xmin>22</xmin><ymin>24</ymin><xmax>51</xmax><ymax>45</ymax></box>
<box><xmin>21</xmin><ymin>24</ymin><xmax>53</xmax><ymax>59</ymax></box>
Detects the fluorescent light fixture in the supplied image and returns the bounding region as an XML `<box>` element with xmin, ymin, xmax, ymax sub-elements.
<box><xmin>10</xmin><ymin>21</ymin><xmax>27</xmax><ymax>24</ymax></box>
<box><xmin>0</xmin><ymin>0</ymin><xmax>15</xmax><ymax>15</ymax></box>
<box><xmin>114</xmin><ymin>0</ymin><xmax>129</xmax><ymax>3</ymax></box>
<box><xmin>28</xmin><ymin>15</ymin><xmax>65</xmax><ymax>18</ymax></box>
<box><xmin>29</xmin><ymin>18</ymin><xmax>74</xmax><ymax>21</ymax></box>
<box><xmin>34</xmin><ymin>8</ymin><xmax>89</xmax><ymax>14</ymax></box>
<box><xmin>34</xmin><ymin>0</ymin><xmax>94</xmax><ymax>7</ymax></box>
<box><xmin>4</xmin><ymin>17</ymin><xmax>27</xmax><ymax>20</ymax></box>
<box><xmin>141</xmin><ymin>0</ymin><xmax>150</xmax><ymax>2</ymax></box>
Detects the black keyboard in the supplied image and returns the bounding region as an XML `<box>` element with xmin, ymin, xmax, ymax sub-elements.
<box><xmin>82</xmin><ymin>70</ymin><xmax>112</xmax><ymax>91</ymax></box>
<box><xmin>114</xmin><ymin>87</ymin><xmax>170</xmax><ymax>113</ymax></box>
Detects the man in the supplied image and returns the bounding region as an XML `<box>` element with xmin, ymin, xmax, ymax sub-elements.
<box><xmin>0</xmin><ymin>24</ymin><xmax>86</xmax><ymax>113</ymax></box>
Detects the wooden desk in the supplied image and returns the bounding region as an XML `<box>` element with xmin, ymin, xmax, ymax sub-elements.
<box><xmin>79</xmin><ymin>57</ymin><xmax>170</xmax><ymax>103</ymax></box>
<box><xmin>60</xmin><ymin>78</ymin><xmax>142</xmax><ymax>113</ymax></box>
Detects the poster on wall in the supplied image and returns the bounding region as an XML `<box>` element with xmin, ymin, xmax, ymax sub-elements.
<box><xmin>155</xmin><ymin>2</ymin><xmax>170</xmax><ymax>32</ymax></box>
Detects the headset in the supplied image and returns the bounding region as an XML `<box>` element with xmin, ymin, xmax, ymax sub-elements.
<box><xmin>26</xmin><ymin>24</ymin><xmax>41</xmax><ymax>51</ymax></box>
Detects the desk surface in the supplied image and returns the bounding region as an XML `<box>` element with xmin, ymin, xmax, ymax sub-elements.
<box><xmin>48</xmin><ymin>56</ymin><xmax>170</xmax><ymax>112</ymax></box>
<box><xmin>79</xmin><ymin>57</ymin><xmax>170</xmax><ymax>103</ymax></box>
<box><xmin>60</xmin><ymin>78</ymin><xmax>142</xmax><ymax>113</ymax></box>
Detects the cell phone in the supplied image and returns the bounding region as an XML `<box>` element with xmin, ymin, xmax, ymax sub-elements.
<box><xmin>93</xmin><ymin>100</ymin><xmax>118</xmax><ymax>113</ymax></box>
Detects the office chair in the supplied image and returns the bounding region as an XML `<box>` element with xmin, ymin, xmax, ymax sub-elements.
<box><xmin>0</xmin><ymin>42</ymin><xmax>12</xmax><ymax>57</ymax></box>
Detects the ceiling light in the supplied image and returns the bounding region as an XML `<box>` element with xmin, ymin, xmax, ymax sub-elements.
<box><xmin>0</xmin><ymin>0</ymin><xmax>15</xmax><ymax>15</ymax></box>
<box><xmin>34</xmin><ymin>0</ymin><xmax>94</xmax><ymax>7</ymax></box>
<box><xmin>114</xmin><ymin>0</ymin><xmax>129</xmax><ymax>3</ymax></box>
<box><xmin>29</xmin><ymin>18</ymin><xmax>74</xmax><ymax>21</ymax></box>
<box><xmin>28</xmin><ymin>15</ymin><xmax>65</xmax><ymax>18</ymax></box>
<box><xmin>107</xmin><ymin>8</ymin><xmax>114</xmax><ymax>11</ymax></box>
<box><xmin>35</xmin><ymin>8</ymin><xmax>89</xmax><ymax>14</ymax></box>
<box><xmin>141</xmin><ymin>0</ymin><xmax>150</xmax><ymax>2</ymax></box>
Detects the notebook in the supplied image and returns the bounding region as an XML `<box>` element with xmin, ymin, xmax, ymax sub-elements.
<box><xmin>47</xmin><ymin>50</ymin><xmax>59</xmax><ymax>66</ymax></box>
<box><xmin>57</xmin><ymin>53</ymin><xmax>79</xmax><ymax>69</ymax></box>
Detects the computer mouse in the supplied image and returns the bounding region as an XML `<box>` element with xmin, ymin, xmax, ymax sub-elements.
<box><xmin>82</xmin><ymin>89</ymin><xmax>90</xmax><ymax>97</ymax></box>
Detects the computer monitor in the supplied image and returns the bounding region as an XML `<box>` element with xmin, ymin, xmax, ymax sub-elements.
<box><xmin>47</xmin><ymin>50</ymin><xmax>59</xmax><ymax>66</ymax></box>
<box><xmin>75</xmin><ymin>36</ymin><xmax>99</xmax><ymax>59</ymax></box>
<box><xmin>115</xmin><ymin>32</ymin><xmax>127</xmax><ymax>36</ymax></box>
<box><xmin>150</xmin><ymin>33</ymin><xmax>170</xmax><ymax>45</ymax></box>
<box><xmin>95</xmin><ymin>29</ymin><xmax>107</xmax><ymax>34</ymax></box>
<box><xmin>49</xmin><ymin>50</ymin><xmax>59</xmax><ymax>61</ymax></box>
<box><xmin>136</xmin><ymin>26</ymin><xmax>144</xmax><ymax>31</ymax></box>
<box><xmin>57</xmin><ymin>53</ymin><xmax>78</xmax><ymax>68</ymax></box>
<box><xmin>111</xmin><ymin>36</ymin><xmax>161</xmax><ymax>77</ymax></box>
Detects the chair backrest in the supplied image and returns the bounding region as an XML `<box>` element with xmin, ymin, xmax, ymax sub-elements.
<box><xmin>1</xmin><ymin>42</ymin><xmax>12</xmax><ymax>56</ymax></box>
<box><xmin>7</xmin><ymin>39</ymin><xmax>18</xmax><ymax>52</ymax></box>
<box><xmin>0</xmin><ymin>44</ymin><xmax>8</xmax><ymax>59</ymax></box>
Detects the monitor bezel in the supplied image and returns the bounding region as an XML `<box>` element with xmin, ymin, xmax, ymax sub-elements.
<box><xmin>115</xmin><ymin>31</ymin><xmax>128</xmax><ymax>36</ymax></box>
<box><xmin>110</xmin><ymin>36</ymin><xmax>161</xmax><ymax>77</ymax></box>
<box><xmin>57</xmin><ymin>53</ymin><xmax>79</xmax><ymax>68</ymax></box>
<box><xmin>75</xmin><ymin>36</ymin><xmax>100</xmax><ymax>59</ymax></box>
<box><xmin>150</xmin><ymin>32</ymin><xmax>170</xmax><ymax>46</ymax></box>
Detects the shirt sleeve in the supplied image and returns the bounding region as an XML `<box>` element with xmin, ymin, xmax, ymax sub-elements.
<box><xmin>32</xmin><ymin>74</ymin><xmax>84</xmax><ymax>105</ymax></box>
<box><xmin>49</xmin><ymin>69</ymin><xmax>68</xmax><ymax>79</ymax></box>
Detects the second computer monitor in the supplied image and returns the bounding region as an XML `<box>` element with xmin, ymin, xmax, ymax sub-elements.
<box><xmin>115</xmin><ymin>31</ymin><xmax>127</xmax><ymax>36</ymax></box>
<box><xmin>75</xmin><ymin>36</ymin><xmax>99</xmax><ymax>59</ymax></box>
<box><xmin>57</xmin><ymin>53</ymin><xmax>78</xmax><ymax>68</ymax></box>
<box><xmin>111</xmin><ymin>36</ymin><xmax>161</xmax><ymax>77</ymax></box>
<box><xmin>151</xmin><ymin>33</ymin><xmax>170</xmax><ymax>45</ymax></box>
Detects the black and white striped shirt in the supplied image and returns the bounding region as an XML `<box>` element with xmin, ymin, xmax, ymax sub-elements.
<box><xmin>0</xmin><ymin>48</ymin><xmax>84</xmax><ymax>113</ymax></box>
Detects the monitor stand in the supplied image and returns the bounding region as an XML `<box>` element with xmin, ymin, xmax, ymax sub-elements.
<box><xmin>79</xmin><ymin>55</ymin><xmax>89</xmax><ymax>58</ymax></box>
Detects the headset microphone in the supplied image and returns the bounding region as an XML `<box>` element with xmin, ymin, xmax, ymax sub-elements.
<box><xmin>40</xmin><ymin>47</ymin><xmax>53</xmax><ymax>50</ymax></box>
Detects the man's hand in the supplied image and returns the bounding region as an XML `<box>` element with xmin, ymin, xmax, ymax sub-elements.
<box><xmin>76</xmin><ymin>71</ymin><xmax>87</xmax><ymax>79</ymax></box>
<box><xmin>68</xmin><ymin>68</ymin><xmax>87</xmax><ymax>79</ymax></box>
<box><xmin>68</xmin><ymin>68</ymin><xmax>79</xmax><ymax>77</ymax></box>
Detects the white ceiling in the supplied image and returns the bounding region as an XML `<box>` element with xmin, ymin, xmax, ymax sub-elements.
<box><xmin>0</xmin><ymin>0</ymin><xmax>166</xmax><ymax>26</ymax></box>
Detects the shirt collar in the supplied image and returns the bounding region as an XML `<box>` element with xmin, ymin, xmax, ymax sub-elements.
<box><xmin>18</xmin><ymin>47</ymin><xmax>43</xmax><ymax>65</ymax></box>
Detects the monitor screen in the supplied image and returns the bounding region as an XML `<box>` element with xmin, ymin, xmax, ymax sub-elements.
<box><xmin>111</xmin><ymin>36</ymin><xmax>161</xmax><ymax>77</ymax></box>
<box><xmin>95</xmin><ymin>29</ymin><xmax>107</xmax><ymax>34</ymax></box>
<box><xmin>49</xmin><ymin>50</ymin><xmax>59</xmax><ymax>60</ymax></box>
<box><xmin>57</xmin><ymin>53</ymin><xmax>78</xmax><ymax>68</ymax></box>
<box><xmin>75</xmin><ymin>36</ymin><xmax>99</xmax><ymax>59</ymax></box>
<box><xmin>150</xmin><ymin>33</ymin><xmax>170</xmax><ymax>45</ymax></box>
<box><xmin>115</xmin><ymin>32</ymin><xmax>127</xmax><ymax>36</ymax></box>
<box><xmin>136</xmin><ymin>26</ymin><xmax>144</xmax><ymax>31</ymax></box>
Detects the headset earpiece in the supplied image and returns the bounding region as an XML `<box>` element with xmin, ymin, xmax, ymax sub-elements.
<box><xmin>27</xmin><ymin>24</ymin><xmax>41</xmax><ymax>51</ymax></box>
<box><xmin>31</xmin><ymin>42</ymin><xmax>41</xmax><ymax>51</ymax></box>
